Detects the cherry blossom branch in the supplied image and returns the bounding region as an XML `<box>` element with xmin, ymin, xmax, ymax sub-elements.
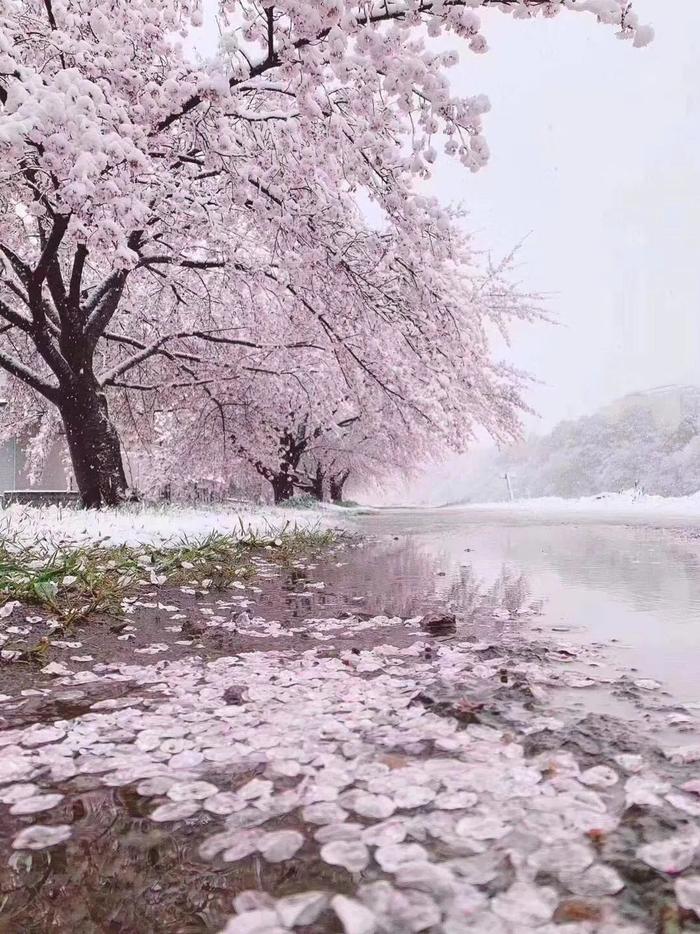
<box><xmin>98</xmin><ymin>328</ymin><xmax>326</xmax><ymax>387</ymax></box>
<box><xmin>135</xmin><ymin>256</ymin><xmax>226</xmax><ymax>271</ymax></box>
<box><xmin>98</xmin><ymin>332</ymin><xmax>260</xmax><ymax>386</ymax></box>
<box><xmin>155</xmin><ymin>0</ymin><xmax>645</xmax><ymax>133</ymax></box>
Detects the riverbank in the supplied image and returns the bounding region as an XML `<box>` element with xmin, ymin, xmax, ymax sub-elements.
<box><xmin>0</xmin><ymin>506</ymin><xmax>351</xmax><ymax>689</ymax></box>
<box><xmin>434</xmin><ymin>490</ymin><xmax>700</xmax><ymax>528</ymax></box>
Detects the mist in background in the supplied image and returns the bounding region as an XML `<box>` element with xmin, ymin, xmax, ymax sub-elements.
<box><xmin>435</xmin><ymin>0</ymin><xmax>700</xmax><ymax>431</ymax></box>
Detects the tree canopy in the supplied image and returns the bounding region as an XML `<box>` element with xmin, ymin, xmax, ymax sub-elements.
<box><xmin>0</xmin><ymin>0</ymin><xmax>651</xmax><ymax>504</ymax></box>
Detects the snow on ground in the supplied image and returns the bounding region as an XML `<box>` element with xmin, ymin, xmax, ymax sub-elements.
<box><xmin>0</xmin><ymin>501</ymin><xmax>354</xmax><ymax>549</ymax></box>
<box><xmin>443</xmin><ymin>489</ymin><xmax>700</xmax><ymax>526</ymax></box>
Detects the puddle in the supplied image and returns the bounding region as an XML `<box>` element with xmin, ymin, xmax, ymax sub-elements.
<box><xmin>350</xmin><ymin>511</ymin><xmax>700</xmax><ymax>707</ymax></box>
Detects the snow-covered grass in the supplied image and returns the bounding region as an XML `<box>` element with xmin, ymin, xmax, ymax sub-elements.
<box><xmin>0</xmin><ymin>502</ymin><xmax>353</xmax><ymax>623</ymax></box>
<box><xmin>0</xmin><ymin>500</ymin><xmax>352</xmax><ymax>550</ymax></box>
<box><xmin>444</xmin><ymin>489</ymin><xmax>700</xmax><ymax>526</ymax></box>
<box><xmin>0</xmin><ymin>526</ymin><xmax>344</xmax><ymax>628</ymax></box>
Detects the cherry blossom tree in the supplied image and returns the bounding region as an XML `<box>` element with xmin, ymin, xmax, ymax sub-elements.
<box><xmin>295</xmin><ymin>414</ymin><xmax>413</xmax><ymax>503</ymax></box>
<box><xmin>120</xmin><ymin>231</ymin><xmax>538</xmax><ymax>504</ymax></box>
<box><xmin>0</xmin><ymin>0</ymin><xmax>652</xmax><ymax>506</ymax></box>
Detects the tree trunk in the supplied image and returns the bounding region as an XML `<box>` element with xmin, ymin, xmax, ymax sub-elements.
<box><xmin>330</xmin><ymin>470</ymin><xmax>350</xmax><ymax>504</ymax></box>
<box><xmin>59</xmin><ymin>381</ymin><xmax>127</xmax><ymax>508</ymax></box>
<box><xmin>308</xmin><ymin>464</ymin><xmax>325</xmax><ymax>500</ymax></box>
<box><xmin>270</xmin><ymin>473</ymin><xmax>295</xmax><ymax>504</ymax></box>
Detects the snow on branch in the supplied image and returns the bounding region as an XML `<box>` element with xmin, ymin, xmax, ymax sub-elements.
<box><xmin>0</xmin><ymin>347</ymin><xmax>59</xmax><ymax>402</ymax></box>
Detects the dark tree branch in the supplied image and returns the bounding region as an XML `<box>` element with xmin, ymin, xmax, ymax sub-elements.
<box><xmin>32</xmin><ymin>213</ymin><xmax>69</xmax><ymax>288</ymax></box>
<box><xmin>42</xmin><ymin>0</ymin><xmax>58</xmax><ymax>28</ymax></box>
<box><xmin>68</xmin><ymin>243</ymin><xmax>88</xmax><ymax>310</ymax></box>
<box><xmin>84</xmin><ymin>272</ymin><xmax>129</xmax><ymax>344</ymax></box>
<box><xmin>83</xmin><ymin>232</ymin><xmax>142</xmax><ymax>340</ymax></box>
<box><xmin>0</xmin><ymin>347</ymin><xmax>59</xmax><ymax>402</ymax></box>
<box><xmin>0</xmin><ymin>70</ymin><xmax>20</xmax><ymax>106</ymax></box>
<box><xmin>82</xmin><ymin>271</ymin><xmax>125</xmax><ymax>320</ymax></box>
<box><xmin>42</xmin><ymin>0</ymin><xmax>67</xmax><ymax>68</ymax></box>
<box><xmin>136</xmin><ymin>255</ymin><xmax>226</xmax><ymax>271</ymax></box>
<box><xmin>266</xmin><ymin>7</ymin><xmax>275</xmax><ymax>62</ymax></box>
<box><xmin>0</xmin><ymin>297</ymin><xmax>33</xmax><ymax>334</ymax></box>
<box><xmin>0</xmin><ymin>244</ymin><xmax>31</xmax><ymax>288</ymax></box>
<box><xmin>98</xmin><ymin>327</ymin><xmax>324</xmax><ymax>387</ymax></box>
<box><xmin>0</xmin><ymin>277</ymin><xmax>29</xmax><ymax>308</ymax></box>
<box><xmin>98</xmin><ymin>330</ymin><xmax>258</xmax><ymax>386</ymax></box>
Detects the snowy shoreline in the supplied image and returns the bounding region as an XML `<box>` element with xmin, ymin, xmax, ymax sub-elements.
<box><xmin>431</xmin><ymin>490</ymin><xmax>700</xmax><ymax>527</ymax></box>
<box><xmin>0</xmin><ymin>501</ymin><xmax>361</xmax><ymax>550</ymax></box>
<box><xmin>5</xmin><ymin>490</ymin><xmax>700</xmax><ymax>552</ymax></box>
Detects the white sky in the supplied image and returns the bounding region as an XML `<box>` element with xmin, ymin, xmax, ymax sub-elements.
<box><xmin>431</xmin><ymin>0</ymin><xmax>700</xmax><ymax>431</ymax></box>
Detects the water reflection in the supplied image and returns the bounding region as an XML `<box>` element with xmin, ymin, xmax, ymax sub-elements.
<box><xmin>354</xmin><ymin>509</ymin><xmax>700</xmax><ymax>622</ymax></box>
<box><xmin>259</xmin><ymin>539</ymin><xmax>449</xmax><ymax>620</ymax></box>
<box><xmin>259</xmin><ymin>540</ymin><xmax>534</xmax><ymax>632</ymax></box>
<box><xmin>493</xmin><ymin>524</ymin><xmax>700</xmax><ymax>618</ymax></box>
<box><xmin>349</xmin><ymin>509</ymin><xmax>700</xmax><ymax>702</ymax></box>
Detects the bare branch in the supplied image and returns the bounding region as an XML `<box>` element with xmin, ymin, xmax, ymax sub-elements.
<box><xmin>32</xmin><ymin>213</ymin><xmax>70</xmax><ymax>288</ymax></box>
<box><xmin>0</xmin><ymin>347</ymin><xmax>59</xmax><ymax>402</ymax></box>
<box><xmin>0</xmin><ymin>296</ymin><xmax>33</xmax><ymax>334</ymax></box>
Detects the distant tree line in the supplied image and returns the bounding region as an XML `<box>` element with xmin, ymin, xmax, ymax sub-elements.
<box><xmin>456</xmin><ymin>392</ymin><xmax>700</xmax><ymax>502</ymax></box>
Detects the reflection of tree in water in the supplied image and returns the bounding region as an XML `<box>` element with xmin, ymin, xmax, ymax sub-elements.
<box><xmin>489</xmin><ymin>567</ymin><xmax>531</xmax><ymax>619</ymax></box>
<box><xmin>327</xmin><ymin>539</ymin><xmax>447</xmax><ymax>618</ymax></box>
<box><xmin>256</xmin><ymin>539</ymin><xmax>447</xmax><ymax>620</ymax></box>
<box><xmin>502</xmin><ymin>525</ymin><xmax>700</xmax><ymax>618</ymax></box>
<box><xmin>444</xmin><ymin>564</ymin><xmax>532</xmax><ymax>625</ymax></box>
<box><xmin>254</xmin><ymin>538</ymin><xmax>536</xmax><ymax>627</ymax></box>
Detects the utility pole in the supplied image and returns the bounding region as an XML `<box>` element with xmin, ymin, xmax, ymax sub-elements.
<box><xmin>502</xmin><ymin>472</ymin><xmax>514</xmax><ymax>502</ymax></box>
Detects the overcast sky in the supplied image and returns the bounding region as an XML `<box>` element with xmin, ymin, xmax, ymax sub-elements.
<box><xmin>430</xmin><ymin>0</ymin><xmax>700</xmax><ymax>432</ymax></box>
